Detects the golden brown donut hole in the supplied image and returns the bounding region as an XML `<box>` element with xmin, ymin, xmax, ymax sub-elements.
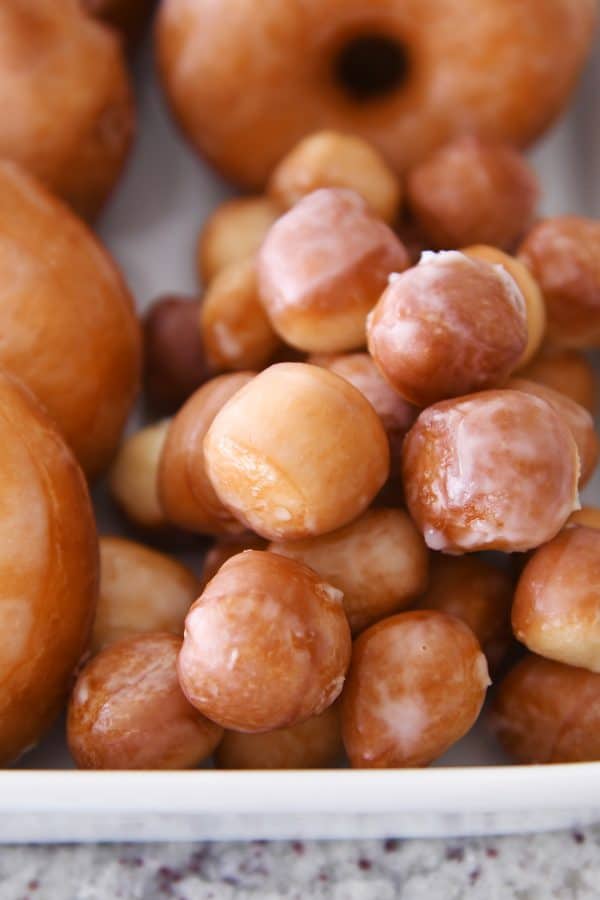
<box><xmin>92</xmin><ymin>537</ymin><xmax>199</xmax><ymax>653</ymax></box>
<box><xmin>0</xmin><ymin>1</ymin><xmax>134</xmax><ymax>220</ymax></box>
<box><xmin>204</xmin><ymin>363</ymin><xmax>390</xmax><ymax>540</ymax></box>
<box><xmin>68</xmin><ymin>633</ymin><xmax>223</xmax><ymax>769</ymax></box>
<box><xmin>197</xmin><ymin>196</ymin><xmax>281</xmax><ymax>285</ymax></box>
<box><xmin>406</xmin><ymin>137</ymin><xmax>539</xmax><ymax>251</ymax></box>
<box><xmin>518</xmin><ymin>217</ymin><xmax>600</xmax><ymax>348</ymax></box>
<box><xmin>518</xmin><ymin>348</ymin><xmax>597</xmax><ymax>415</ymax></box>
<box><xmin>341</xmin><ymin>610</ymin><xmax>489</xmax><ymax>768</ymax></box>
<box><xmin>200</xmin><ymin>259</ymin><xmax>281</xmax><ymax>372</ymax></box>
<box><xmin>109</xmin><ymin>421</ymin><xmax>170</xmax><ymax>530</ymax></box>
<box><xmin>216</xmin><ymin>704</ymin><xmax>342</xmax><ymax>770</ymax></box>
<box><xmin>269</xmin><ymin>508</ymin><xmax>429</xmax><ymax>634</ymax></box>
<box><xmin>508</xmin><ymin>378</ymin><xmax>599</xmax><ymax>487</ymax></box>
<box><xmin>0</xmin><ymin>162</ymin><xmax>141</xmax><ymax>479</ymax></box>
<box><xmin>268</xmin><ymin>131</ymin><xmax>401</xmax><ymax>223</ymax></box>
<box><xmin>0</xmin><ymin>372</ymin><xmax>98</xmax><ymax>766</ymax></box>
<box><xmin>463</xmin><ymin>245</ymin><xmax>546</xmax><ymax>368</ymax></box>
<box><xmin>158</xmin><ymin>372</ymin><xmax>254</xmax><ymax>535</ymax></box>
<box><xmin>415</xmin><ymin>555</ymin><xmax>514</xmax><ymax>674</ymax></box>
<box><xmin>367</xmin><ymin>251</ymin><xmax>527</xmax><ymax>407</ymax></box>
<box><xmin>156</xmin><ymin>0</ymin><xmax>596</xmax><ymax>188</ymax></box>
<box><xmin>490</xmin><ymin>654</ymin><xmax>600</xmax><ymax>764</ymax></box>
<box><xmin>144</xmin><ymin>295</ymin><xmax>211</xmax><ymax>415</ymax></box>
<box><xmin>309</xmin><ymin>352</ymin><xmax>418</xmax><ymax>471</ymax></box>
<box><xmin>512</xmin><ymin>526</ymin><xmax>600</xmax><ymax>672</ymax></box>
<box><xmin>178</xmin><ymin>551</ymin><xmax>351</xmax><ymax>732</ymax></box>
<box><xmin>258</xmin><ymin>188</ymin><xmax>409</xmax><ymax>353</ymax></box>
<box><xmin>402</xmin><ymin>389</ymin><xmax>579</xmax><ymax>553</ymax></box>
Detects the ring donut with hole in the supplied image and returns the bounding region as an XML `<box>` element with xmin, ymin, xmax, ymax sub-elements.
<box><xmin>156</xmin><ymin>0</ymin><xmax>596</xmax><ymax>187</ymax></box>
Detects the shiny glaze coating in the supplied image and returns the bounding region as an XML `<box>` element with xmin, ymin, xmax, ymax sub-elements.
<box><xmin>178</xmin><ymin>551</ymin><xmax>351</xmax><ymax>732</ymax></box>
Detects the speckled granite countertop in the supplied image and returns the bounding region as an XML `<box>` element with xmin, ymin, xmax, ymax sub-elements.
<box><xmin>1</xmin><ymin>827</ymin><xmax>597</xmax><ymax>899</ymax></box>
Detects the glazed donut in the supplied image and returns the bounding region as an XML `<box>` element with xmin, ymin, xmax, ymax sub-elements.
<box><xmin>0</xmin><ymin>372</ymin><xmax>98</xmax><ymax>765</ymax></box>
<box><xmin>156</xmin><ymin>0</ymin><xmax>596</xmax><ymax>189</ymax></box>
<box><xmin>0</xmin><ymin>162</ymin><xmax>141</xmax><ymax>479</ymax></box>
<box><xmin>0</xmin><ymin>0</ymin><xmax>134</xmax><ymax>220</ymax></box>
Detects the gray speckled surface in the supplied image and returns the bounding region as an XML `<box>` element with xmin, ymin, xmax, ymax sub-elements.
<box><xmin>1</xmin><ymin>827</ymin><xmax>598</xmax><ymax>899</ymax></box>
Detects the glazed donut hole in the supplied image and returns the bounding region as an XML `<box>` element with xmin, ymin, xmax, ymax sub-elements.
<box><xmin>518</xmin><ymin>216</ymin><xmax>600</xmax><ymax>348</ymax></box>
<box><xmin>144</xmin><ymin>295</ymin><xmax>211</xmax><ymax>415</ymax></box>
<box><xmin>367</xmin><ymin>250</ymin><xmax>528</xmax><ymax>408</ymax></box>
<box><xmin>158</xmin><ymin>372</ymin><xmax>254</xmax><ymax>535</ymax></box>
<box><xmin>197</xmin><ymin>196</ymin><xmax>281</xmax><ymax>285</ymax></box>
<box><xmin>269</xmin><ymin>508</ymin><xmax>429</xmax><ymax>634</ymax></box>
<box><xmin>200</xmin><ymin>258</ymin><xmax>282</xmax><ymax>372</ymax></box>
<box><xmin>512</xmin><ymin>525</ymin><xmax>600</xmax><ymax>672</ymax></box>
<box><xmin>268</xmin><ymin>130</ymin><xmax>402</xmax><ymax>223</ymax></box>
<box><xmin>462</xmin><ymin>245</ymin><xmax>546</xmax><ymax>369</ymax></box>
<box><xmin>402</xmin><ymin>389</ymin><xmax>580</xmax><ymax>553</ymax></box>
<box><xmin>92</xmin><ymin>537</ymin><xmax>199</xmax><ymax>653</ymax></box>
<box><xmin>204</xmin><ymin>363</ymin><xmax>390</xmax><ymax>540</ymax></box>
<box><xmin>406</xmin><ymin>137</ymin><xmax>539</xmax><ymax>252</ymax></box>
<box><xmin>216</xmin><ymin>704</ymin><xmax>343</xmax><ymax>770</ymax></box>
<box><xmin>178</xmin><ymin>550</ymin><xmax>351</xmax><ymax>732</ymax></box>
<box><xmin>68</xmin><ymin>633</ymin><xmax>223</xmax><ymax>769</ymax></box>
<box><xmin>415</xmin><ymin>556</ymin><xmax>514</xmax><ymax>674</ymax></box>
<box><xmin>80</xmin><ymin>0</ymin><xmax>155</xmax><ymax>48</ymax></box>
<box><xmin>109</xmin><ymin>420</ymin><xmax>170</xmax><ymax>530</ymax></box>
<box><xmin>508</xmin><ymin>377</ymin><xmax>599</xmax><ymax>487</ymax></box>
<box><xmin>308</xmin><ymin>352</ymin><xmax>418</xmax><ymax>469</ymax></box>
<box><xmin>257</xmin><ymin>188</ymin><xmax>410</xmax><ymax>353</ymax></box>
<box><xmin>490</xmin><ymin>655</ymin><xmax>600</xmax><ymax>765</ymax></box>
<box><xmin>341</xmin><ymin>610</ymin><xmax>490</xmax><ymax>768</ymax></box>
<box><xmin>199</xmin><ymin>535</ymin><xmax>267</xmax><ymax>592</ymax></box>
<box><xmin>519</xmin><ymin>347</ymin><xmax>597</xmax><ymax>415</ymax></box>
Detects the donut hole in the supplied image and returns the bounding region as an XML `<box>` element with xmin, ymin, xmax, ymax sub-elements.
<box><xmin>334</xmin><ymin>34</ymin><xmax>410</xmax><ymax>102</ymax></box>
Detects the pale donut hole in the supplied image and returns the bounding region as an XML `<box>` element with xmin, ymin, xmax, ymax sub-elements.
<box><xmin>158</xmin><ymin>373</ymin><xmax>254</xmax><ymax>535</ymax></box>
<box><xmin>269</xmin><ymin>508</ymin><xmax>429</xmax><ymax>634</ymax></box>
<box><xmin>463</xmin><ymin>245</ymin><xmax>546</xmax><ymax>368</ymax></box>
<box><xmin>197</xmin><ymin>196</ymin><xmax>281</xmax><ymax>285</ymax></box>
<box><xmin>568</xmin><ymin>507</ymin><xmax>600</xmax><ymax>529</ymax></box>
<box><xmin>68</xmin><ymin>633</ymin><xmax>223</xmax><ymax>769</ymax></box>
<box><xmin>200</xmin><ymin>258</ymin><xmax>281</xmax><ymax>372</ymax></box>
<box><xmin>367</xmin><ymin>251</ymin><xmax>528</xmax><ymax>407</ymax></box>
<box><xmin>402</xmin><ymin>389</ymin><xmax>580</xmax><ymax>553</ymax></box>
<box><xmin>216</xmin><ymin>704</ymin><xmax>342</xmax><ymax>769</ymax></box>
<box><xmin>204</xmin><ymin>363</ymin><xmax>390</xmax><ymax>540</ymax></box>
<box><xmin>258</xmin><ymin>188</ymin><xmax>409</xmax><ymax>353</ymax></box>
<box><xmin>268</xmin><ymin>130</ymin><xmax>402</xmax><ymax>223</ymax></box>
<box><xmin>508</xmin><ymin>377</ymin><xmax>599</xmax><ymax>487</ymax></box>
<box><xmin>415</xmin><ymin>555</ymin><xmax>514</xmax><ymax>673</ymax></box>
<box><xmin>109</xmin><ymin>420</ymin><xmax>170</xmax><ymax>529</ymax></box>
<box><xmin>341</xmin><ymin>610</ymin><xmax>490</xmax><ymax>768</ymax></box>
<box><xmin>512</xmin><ymin>525</ymin><xmax>600</xmax><ymax>672</ymax></box>
<box><xmin>177</xmin><ymin>551</ymin><xmax>352</xmax><ymax>732</ymax></box>
<box><xmin>92</xmin><ymin>537</ymin><xmax>199</xmax><ymax>653</ymax></box>
<box><xmin>519</xmin><ymin>348</ymin><xmax>597</xmax><ymax>414</ymax></box>
<box><xmin>491</xmin><ymin>655</ymin><xmax>600</xmax><ymax>764</ymax></box>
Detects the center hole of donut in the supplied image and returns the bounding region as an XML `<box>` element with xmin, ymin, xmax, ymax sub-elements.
<box><xmin>335</xmin><ymin>34</ymin><xmax>410</xmax><ymax>102</ymax></box>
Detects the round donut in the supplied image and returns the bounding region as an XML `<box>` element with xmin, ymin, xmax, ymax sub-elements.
<box><xmin>0</xmin><ymin>162</ymin><xmax>142</xmax><ymax>479</ymax></box>
<box><xmin>156</xmin><ymin>0</ymin><xmax>596</xmax><ymax>189</ymax></box>
<box><xmin>0</xmin><ymin>372</ymin><xmax>98</xmax><ymax>765</ymax></box>
<box><xmin>0</xmin><ymin>0</ymin><xmax>135</xmax><ymax>220</ymax></box>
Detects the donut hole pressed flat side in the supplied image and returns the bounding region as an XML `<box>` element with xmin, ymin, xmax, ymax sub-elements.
<box><xmin>334</xmin><ymin>34</ymin><xmax>411</xmax><ymax>102</ymax></box>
